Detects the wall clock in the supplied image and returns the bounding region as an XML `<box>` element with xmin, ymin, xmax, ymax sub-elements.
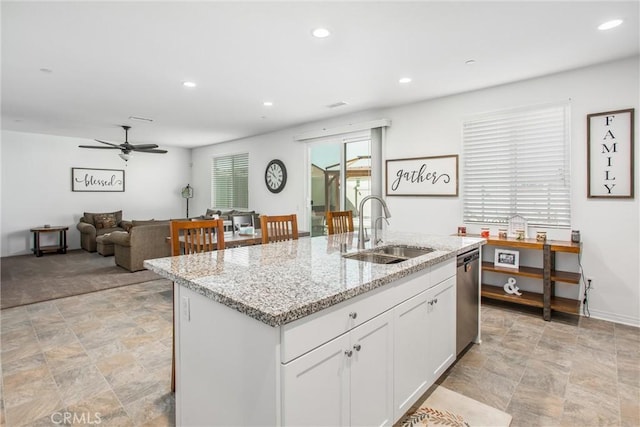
<box><xmin>265</xmin><ymin>159</ymin><xmax>287</xmax><ymax>193</ymax></box>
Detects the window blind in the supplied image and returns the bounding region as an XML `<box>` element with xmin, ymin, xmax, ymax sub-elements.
<box><xmin>211</xmin><ymin>153</ymin><xmax>249</xmax><ymax>209</ymax></box>
<box><xmin>462</xmin><ymin>103</ymin><xmax>571</xmax><ymax>228</ymax></box>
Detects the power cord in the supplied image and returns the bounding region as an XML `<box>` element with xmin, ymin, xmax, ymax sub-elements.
<box><xmin>578</xmin><ymin>251</ymin><xmax>591</xmax><ymax>317</ymax></box>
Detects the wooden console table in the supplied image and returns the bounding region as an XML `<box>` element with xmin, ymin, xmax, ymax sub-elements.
<box><xmin>30</xmin><ymin>226</ymin><xmax>68</xmax><ymax>257</ymax></box>
<box><xmin>474</xmin><ymin>234</ymin><xmax>582</xmax><ymax>321</ymax></box>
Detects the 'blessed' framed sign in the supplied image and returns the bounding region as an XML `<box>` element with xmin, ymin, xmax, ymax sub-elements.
<box><xmin>587</xmin><ymin>108</ymin><xmax>634</xmax><ymax>198</ymax></box>
<box><xmin>386</xmin><ymin>155</ymin><xmax>458</xmax><ymax>196</ymax></box>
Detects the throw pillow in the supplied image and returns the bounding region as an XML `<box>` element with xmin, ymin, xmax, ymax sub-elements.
<box><xmin>84</xmin><ymin>210</ymin><xmax>123</xmax><ymax>227</ymax></box>
<box><xmin>95</xmin><ymin>213</ymin><xmax>118</xmax><ymax>229</ymax></box>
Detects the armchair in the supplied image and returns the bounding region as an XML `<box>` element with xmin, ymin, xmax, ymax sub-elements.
<box><xmin>108</xmin><ymin>220</ymin><xmax>171</xmax><ymax>272</ymax></box>
<box><xmin>77</xmin><ymin>210</ymin><xmax>130</xmax><ymax>252</ymax></box>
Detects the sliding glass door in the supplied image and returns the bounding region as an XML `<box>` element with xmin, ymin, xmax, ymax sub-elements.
<box><xmin>309</xmin><ymin>138</ymin><xmax>372</xmax><ymax>236</ymax></box>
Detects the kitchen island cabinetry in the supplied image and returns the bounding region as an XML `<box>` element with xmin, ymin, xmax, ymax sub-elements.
<box><xmin>145</xmin><ymin>232</ymin><xmax>483</xmax><ymax>426</ymax></box>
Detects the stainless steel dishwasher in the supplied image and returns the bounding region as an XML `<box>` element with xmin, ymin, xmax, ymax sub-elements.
<box><xmin>456</xmin><ymin>248</ymin><xmax>480</xmax><ymax>355</ymax></box>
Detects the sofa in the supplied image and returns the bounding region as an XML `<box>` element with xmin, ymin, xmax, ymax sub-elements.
<box><xmin>77</xmin><ymin>210</ymin><xmax>131</xmax><ymax>252</ymax></box>
<box><xmin>107</xmin><ymin>220</ymin><xmax>172</xmax><ymax>272</ymax></box>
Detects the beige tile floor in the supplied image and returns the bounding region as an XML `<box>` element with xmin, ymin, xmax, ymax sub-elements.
<box><xmin>1</xmin><ymin>279</ymin><xmax>638</xmax><ymax>426</ymax></box>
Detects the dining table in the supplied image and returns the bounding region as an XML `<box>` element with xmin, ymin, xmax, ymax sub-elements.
<box><xmin>170</xmin><ymin>229</ymin><xmax>310</xmax><ymax>252</ymax></box>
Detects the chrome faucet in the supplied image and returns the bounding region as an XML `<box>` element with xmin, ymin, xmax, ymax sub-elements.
<box><xmin>357</xmin><ymin>195</ymin><xmax>391</xmax><ymax>249</ymax></box>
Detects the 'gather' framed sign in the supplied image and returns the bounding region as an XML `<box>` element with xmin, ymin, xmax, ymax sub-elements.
<box><xmin>587</xmin><ymin>108</ymin><xmax>634</xmax><ymax>198</ymax></box>
<box><xmin>385</xmin><ymin>155</ymin><xmax>458</xmax><ymax>196</ymax></box>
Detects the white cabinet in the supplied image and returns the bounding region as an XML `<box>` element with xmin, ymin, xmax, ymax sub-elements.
<box><xmin>282</xmin><ymin>310</ymin><xmax>393</xmax><ymax>427</ymax></box>
<box><xmin>392</xmin><ymin>275</ymin><xmax>456</xmax><ymax>420</ymax></box>
<box><xmin>425</xmin><ymin>276</ymin><xmax>456</xmax><ymax>384</ymax></box>
<box><xmin>393</xmin><ymin>289</ymin><xmax>431</xmax><ymax>419</ymax></box>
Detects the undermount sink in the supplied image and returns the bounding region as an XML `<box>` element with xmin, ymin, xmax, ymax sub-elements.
<box><xmin>342</xmin><ymin>244</ymin><xmax>435</xmax><ymax>264</ymax></box>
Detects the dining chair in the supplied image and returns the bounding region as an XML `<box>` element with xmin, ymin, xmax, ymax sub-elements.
<box><xmin>169</xmin><ymin>218</ymin><xmax>225</xmax><ymax>392</ymax></box>
<box><xmin>326</xmin><ymin>210</ymin><xmax>354</xmax><ymax>235</ymax></box>
<box><xmin>230</xmin><ymin>214</ymin><xmax>254</xmax><ymax>233</ymax></box>
<box><xmin>170</xmin><ymin>219</ymin><xmax>225</xmax><ymax>255</ymax></box>
<box><xmin>260</xmin><ymin>214</ymin><xmax>298</xmax><ymax>244</ymax></box>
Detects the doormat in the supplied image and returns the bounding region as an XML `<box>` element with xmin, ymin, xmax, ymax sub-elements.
<box><xmin>399</xmin><ymin>386</ymin><xmax>512</xmax><ymax>427</ymax></box>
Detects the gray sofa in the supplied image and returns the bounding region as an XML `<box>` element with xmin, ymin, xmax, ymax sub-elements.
<box><xmin>107</xmin><ymin>220</ymin><xmax>172</xmax><ymax>272</ymax></box>
<box><xmin>77</xmin><ymin>210</ymin><xmax>131</xmax><ymax>252</ymax></box>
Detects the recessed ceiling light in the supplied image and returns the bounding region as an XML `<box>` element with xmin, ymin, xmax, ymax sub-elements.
<box><xmin>182</xmin><ymin>81</ymin><xmax>197</xmax><ymax>88</ymax></box>
<box><xmin>465</xmin><ymin>59</ymin><xmax>476</xmax><ymax>65</ymax></box>
<box><xmin>399</xmin><ymin>77</ymin><xmax>412</xmax><ymax>84</ymax></box>
<box><xmin>263</xmin><ymin>101</ymin><xmax>274</xmax><ymax>107</ymax></box>
<box><xmin>312</xmin><ymin>28</ymin><xmax>331</xmax><ymax>38</ymax></box>
<box><xmin>598</xmin><ymin>19</ymin><xmax>623</xmax><ymax>30</ymax></box>
<box><xmin>39</xmin><ymin>68</ymin><xmax>53</xmax><ymax>73</ymax></box>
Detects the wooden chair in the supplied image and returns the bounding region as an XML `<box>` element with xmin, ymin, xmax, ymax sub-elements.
<box><xmin>169</xmin><ymin>218</ymin><xmax>225</xmax><ymax>393</ymax></box>
<box><xmin>170</xmin><ymin>219</ymin><xmax>225</xmax><ymax>255</ymax></box>
<box><xmin>260</xmin><ymin>214</ymin><xmax>298</xmax><ymax>244</ymax></box>
<box><xmin>326</xmin><ymin>210</ymin><xmax>354</xmax><ymax>235</ymax></box>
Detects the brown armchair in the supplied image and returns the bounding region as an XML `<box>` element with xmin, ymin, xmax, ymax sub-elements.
<box><xmin>108</xmin><ymin>220</ymin><xmax>172</xmax><ymax>272</ymax></box>
<box><xmin>76</xmin><ymin>210</ymin><xmax>130</xmax><ymax>252</ymax></box>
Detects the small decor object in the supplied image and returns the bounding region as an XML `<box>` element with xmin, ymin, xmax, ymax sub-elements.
<box><xmin>385</xmin><ymin>155</ymin><xmax>458</xmax><ymax>196</ymax></box>
<box><xmin>508</xmin><ymin>215</ymin><xmax>527</xmax><ymax>238</ymax></box>
<box><xmin>72</xmin><ymin>168</ymin><xmax>125</xmax><ymax>192</ymax></box>
<box><xmin>536</xmin><ymin>231</ymin><xmax>547</xmax><ymax>242</ymax></box>
<box><xmin>515</xmin><ymin>229</ymin><xmax>525</xmax><ymax>240</ymax></box>
<box><xmin>181</xmin><ymin>184</ymin><xmax>194</xmax><ymax>217</ymax></box>
<box><xmin>480</xmin><ymin>228</ymin><xmax>490</xmax><ymax>238</ymax></box>
<box><xmin>457</xmin><ymin>226</ymin><xmax>466</xmax><ymax>235</ymax></box>
<box><xmin>265</xmin><ymin>159</ymin><xmax>287</xmax><ymax>193</ymax></box>
<box><xmin>503</xmin><ymin>277</ymin><xmax>522</xmax><ymax>296</ymax></box>
<box><xmin>587</xmin><ymin>108</ymin><xmax>634</xmax><ymax>198</ymax></box>
<box><xmin>494</xmin><ymin>248</ymin><xmax>519</xmax><ymax>269</ymax></box>
<box><xmin>498</xmin><ymin>229</ymin><xmax>508</xmax><ymax>239</ymax></box>
<box><xmin>571</xmin><ymin>230</ymin><xmax>581</xmax><ymax>243</ymax></box>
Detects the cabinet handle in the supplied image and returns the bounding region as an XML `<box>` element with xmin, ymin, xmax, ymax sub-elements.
<box><xmin>353</xmin><ymin>344</ymin><xmax>361</xmax><ymax>352</ymax></box>
<box><xmin>344</xmin><ymin>350</ymin><xmax>353</xmax><ymax>357</ymax></box>
<box><xmin>349</xmin><ymin>312</ymin><xmax>358</xmax><ymax>319</ymax></box>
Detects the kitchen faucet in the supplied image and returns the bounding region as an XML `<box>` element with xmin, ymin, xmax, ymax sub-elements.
<box><xmin>357</xmin><ymin>195</ymin><xmax>391</xmax><ymax>249</ymax></box>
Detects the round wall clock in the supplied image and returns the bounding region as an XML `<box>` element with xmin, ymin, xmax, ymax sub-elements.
<box><xmin>265</xmin><ymin>159</ymin><xmax>287</xmax><ymax>193</ymax></box>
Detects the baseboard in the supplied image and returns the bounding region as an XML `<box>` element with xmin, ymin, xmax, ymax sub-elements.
<box><xmin>587</xmin><ymin>309</ymin><xmax>640</xmax><ymax>328</ymax></box>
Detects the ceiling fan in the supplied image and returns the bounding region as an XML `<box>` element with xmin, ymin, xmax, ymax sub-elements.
<box><xmin>79</xmin><ymin>125</ymin><xmax>168</xmax><ymax>161</ymax></box>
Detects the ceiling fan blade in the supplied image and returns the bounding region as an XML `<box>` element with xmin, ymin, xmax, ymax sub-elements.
<box><xmin>132</xmin><ymin>148</ymin><xmax>168</xmax><ymax>153</ymax></box>
<box><xmin>79</xmin><ymin>145</ymin><xmax>121</xmax><ymax>149</ymax></box>
<box><xmin>129</xmin><ymin>144</ymin><xmax>159</xmax><ymax>150</ymax></box>
<box><xmin>94</xmin><ymin>139</ymin><xmax>123</xmax><ymax>148</ymax></box>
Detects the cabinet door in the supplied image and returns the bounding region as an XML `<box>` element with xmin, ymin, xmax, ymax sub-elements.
<box><xmin>392</xmin><ymin>289</ymin><xmax>430</xmax><ymax>421</ymax></box>
<box><xmin>350</xmin><ymin>310</ymin><xmax>394</xmax><ymax>427</ymax></box>
<box><xmin>426</xmin><ymin>276</ymin><xmax>456</xmax><ymax>384</ymax></box>
<box><xmin>282</xmin><ymin>333</ymin><xmax>350</xmax><ymax>426</ymax></box>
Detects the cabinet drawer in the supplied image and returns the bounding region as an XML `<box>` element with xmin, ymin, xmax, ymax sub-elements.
<box><xmin>431</xmin><ymin>258</ymin><xmax>455</xmax><ymax>285</ymax></box>
<box><xmin>281</xmin><ymin>268</ymin><xmax>432</xmax><ymax>363</ymax></box>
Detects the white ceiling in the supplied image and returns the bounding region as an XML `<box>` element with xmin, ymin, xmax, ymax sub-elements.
<box><xmin>2</xmin><ymin>1</ymin><xmax>638</xmax><ymax>149</ymax></box>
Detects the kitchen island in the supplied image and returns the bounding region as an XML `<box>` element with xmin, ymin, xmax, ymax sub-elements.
<box><xmin>145</xmin><ymin>231</ymin><xmax>484</xmax><ymax>426</ymax></box>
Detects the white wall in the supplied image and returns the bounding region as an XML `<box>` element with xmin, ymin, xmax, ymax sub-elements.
<box><xmin>191</xmin><ymin>56</ymin><xmax>639</xmax><ymax>326</ymax></box>
<box><xmin>1</xmin><ymin>130</ymin><xmax>191</xmax><ymax>256</ymax></box>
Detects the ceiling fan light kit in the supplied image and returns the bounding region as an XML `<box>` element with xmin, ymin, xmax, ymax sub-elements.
<box><xmin>79</xmin><ymin>125</ymin><xmax>168</xmax><ymax>161</ymax></box>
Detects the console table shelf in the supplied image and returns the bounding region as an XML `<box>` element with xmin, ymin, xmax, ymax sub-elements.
<box><xmin>471</xmin><ymin>234</ymin><xmax>582</xmax><ymax>320</ymax></box>
<box><xmin>481</xmin><ymin>284</ymin><xmax>581</xmax><ymax>315</ymax></box>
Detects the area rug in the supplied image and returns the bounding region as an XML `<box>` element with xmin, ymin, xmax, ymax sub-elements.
<box><xmin>400</xmin><ymin>386</ymin><xmax>512</xmax><ymax>427</ymax></box>
<box><xmin>1</xmin><ymin>250</ymin><xmax>164</xmax><ymax>309</ymax></box>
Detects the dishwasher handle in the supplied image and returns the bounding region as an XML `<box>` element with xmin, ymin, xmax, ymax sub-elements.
<box><xmin>457</xmin><ymin>249</ymin><xmax>479</xmax><ymax>267</ymax></box>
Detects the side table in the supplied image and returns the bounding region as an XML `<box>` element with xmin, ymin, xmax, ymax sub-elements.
<box><xmin>30</xmin><ymin>226</ymin><xmax>68</xmax><ymax>257</ymax></box>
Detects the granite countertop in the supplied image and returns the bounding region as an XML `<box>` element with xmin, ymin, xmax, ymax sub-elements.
<box><xmin>144</xmin><ymin>231</ymin><xmax>484</xmax><ymax>327</ymax></box>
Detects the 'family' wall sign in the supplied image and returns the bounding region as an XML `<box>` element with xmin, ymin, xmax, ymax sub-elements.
<box><xmin>587</xmin><ymin>108</ymin><xmax>634</xmax><ymax>198</ymax></box>
<box><xmin>385</xmin><ymin>155</ymin><xmax>458</xmax><ymax>196</ymax></box>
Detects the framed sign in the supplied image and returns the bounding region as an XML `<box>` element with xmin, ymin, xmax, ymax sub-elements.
<box><xmin>494</xmin><ymin>249</ymin><xmax>519</xmax><ymax>269</ymax></box>
<box><xmin>587</xmin><ymin>108</ymin><xmax>634</xmax><ymax>198</ymax></box>
<box><xmin>386</xmin><ymin>155</ymin><xmax>458</xmax><ymax>196</ymax></box>
<box><xmin>72</xmin><ymin>168</ymin><xmax>125</xmax><ymax>192</ymax></box>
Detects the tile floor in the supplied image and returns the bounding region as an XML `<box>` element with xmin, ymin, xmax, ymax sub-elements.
<box><xmin>1</xmin><ymin>280</ymin><xmax>638</xmax><ymax>426</ymax></box>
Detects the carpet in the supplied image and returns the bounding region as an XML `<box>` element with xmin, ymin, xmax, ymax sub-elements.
<box><xmin>400</xmin><ymin>386</ymin><xmax>512</xmax><ymax>427</ymax></box>
<box><xmin>0</xmin><ymin>250</ymin><xmax>164</xmax><ymax>309</ymax></box>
